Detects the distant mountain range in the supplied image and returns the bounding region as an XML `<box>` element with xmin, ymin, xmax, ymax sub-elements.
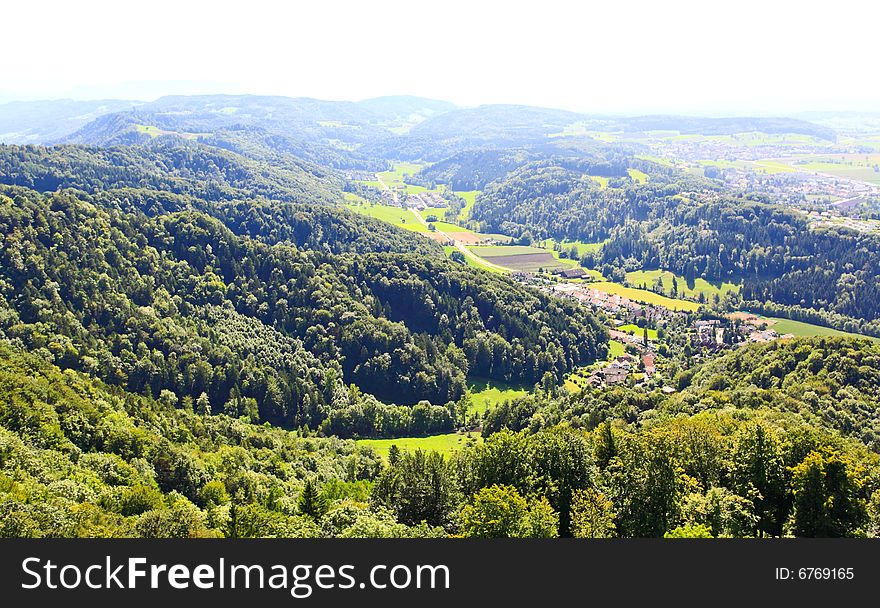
<box><xmin>0</xmin><ymin>94</ymin><xmax>837</xmax><ymax>153</ymax></box>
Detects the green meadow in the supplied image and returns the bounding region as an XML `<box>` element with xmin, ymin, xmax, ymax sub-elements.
<box><xmin>356</xmin><ymin>433</ymin><xmax>481</xmax><ymax>461</ymax></box>
<box><xmin>467</xmin><ymin>377</ymin><xmax>529</xmax><ymax>414</ymax></box>
<box><xmin>590</xmin><ymin>281</ymin><xmax>700</xmax><ymax>312</ymax></box>
<box><xmin>625</xmin><ymin>269</ymin><xmax>739</xmax><ymax>301</ymax></box>
<box><xmin>764</xmin><ymin>317</ymin><xmax>880</xmax><ymax>342</ymax></box>
<box><xmin>628</xmin><ymin>168</ymin><xmax>648</xmax><ymax>183</ymax></box>
<box><xmin>346</xmin><ymin>203</ymin><xmax>427</xmax><ymax>231</ymax></box>
<box><xmin>454</xmin><ymin>190</ymin><xmax>480</xmax><ymax>219</ymax></box>
<box><xmin>617</xmin><ymin>324</ymin><xmax>659</xmax><ymax>341</ymax></box>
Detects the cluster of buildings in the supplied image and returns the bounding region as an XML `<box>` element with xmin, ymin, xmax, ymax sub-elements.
<box><xmin>405</xmin><ymin>191</ymin><xmax>446</xmax><ymax>211</ymax></box>
<box><xmin>581</xmin><ymin>352</ymin><xmax>658</xmax><ymax>388</ymax></box>
<box><xmin>546</xmin><ymin>282</ymin><xmax>682</xmax><ymax>324</ymax></box>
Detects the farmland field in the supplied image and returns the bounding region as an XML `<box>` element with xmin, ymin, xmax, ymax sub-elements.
<box><xmin>791</xmin><ymin>154</ymin><xmax>880</xmax><ymax>184</ymax></box>
<box><xmin>590</xmin><ymin>281</ymin><xmax>700</xmax><ymax>312</ymax></box>
<box><xmin>356</xmin><ymin>432</ymin><xmax>481</xmax><ymax>461</ymax></box>
<box><xmin>626</xmin><ymin>269</ymin><xmax>739</xmax><ymax>300</ymax></box>
<box><xmin>762</xmin><ymin>317</ymin><xmax>880</xmax><ymax>342</ymax></box>
<box><xmin>469</xmin><ymin>246</ymin><xmax>568</xmax><ymax>272</ymax></box>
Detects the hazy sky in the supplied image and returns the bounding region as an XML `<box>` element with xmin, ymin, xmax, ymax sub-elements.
<box><xmin>3</xmin><ymin>0</ymin><xmax>878</xmax><ymax>115</ymax></box>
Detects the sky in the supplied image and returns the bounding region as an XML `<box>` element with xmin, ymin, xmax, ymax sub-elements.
<box><xmin>2</xmin><ymin>0</ymin><xmax>878</xmax><ymax>115</ymax></box>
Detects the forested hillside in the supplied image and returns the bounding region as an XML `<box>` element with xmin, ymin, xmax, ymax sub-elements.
<box><xmin>472</xmin><ymin>158</ymin><xmax>880</xmax><ymax>329</ymax></box>
<box><xmin>2</xmin><ymin>92</ymin><xmax>878</xmax><ymax>541</ymax></box>
<box><xmin>0</xmin><ymin>142</ymin><xmax>343</xmax><ymax>204</ymax></box>
<box><xmin>0</xmin><ymin>186</ymin><xmax>605</xmax><ymax>432</ymax></box>
<box><xmin>3</xmin><ymin>337</ymin><xmax>880</xmax><ymax>538</ymax></box>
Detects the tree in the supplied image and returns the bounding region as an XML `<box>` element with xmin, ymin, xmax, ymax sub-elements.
<box><xmin>297</xmin><ymin>478</ymin><xmax>327</xmax><ymax>520</ymax></box>
<box><xmin>594</xmin><ymin>421</ymin><xmax>616</xmax><ymax>469</ymax></box>
<box><xmin>458</xmin><ymin>485</ymin><xmax>557</xmax><ymax>538</ymax></box>
<box><xmin>680</xmin><ymin>487</ymin><xmax>757</xmax><ymax>538</ymax></box>
<box><xmin>664</xmin><ymin>524</ymin><xmax>713</xmax><ymax>538</ymax></box>
<box><xmin>731</xmin><ymin>423</ymin><xmax>788</xmax><ymax>537</ymax></box>
<box><xmin>570</xmin><ymin>488</ymin><xmax>617</xmax><ymax>538</ymax></box>
<box><xmin>195</xmin><ymin>392</ymin><xmax>211</xmax><ymax>415</ymax></box>
<box><xmin>789</xmin><ymin>449</ymin><xmax>866</xmax><ymax>537</ymax></box>
<box><xmin>529</xmin><ymin>427</ymin><xmax>594</xmax><ymax>537</ymax></box>
<box><xmin>371</xmin><ymin>450</ymin><xmax>461</xmax><ymax>529</ymax></box>
<box><xmin>603</xmin><ymin>430</ymin><xmax>682</xmax><ymax>537</ymax></box>
<box><xmin>387</xmin><ymin>444</ymin><xmax>401</xmax><ymax>466</ymax></box>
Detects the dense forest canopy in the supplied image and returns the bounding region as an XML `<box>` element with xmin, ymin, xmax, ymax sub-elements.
<box><xmin>1</xmin><ymin>92</ymin><xmax>878</xmax><ymax>539</ymax></box>
<box><xmin>3</xmin><ymin>337</ymin><xmax>880</xmax><ymax>538</ymax></box>
<box><xmin>0</xmin><ymin>184</ymin><xmax>605</xmax><ymax>432</ymax></box>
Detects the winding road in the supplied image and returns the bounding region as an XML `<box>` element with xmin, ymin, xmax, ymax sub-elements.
<box><xmin>407</xmin><ymin>208</ymin><xmax>511</xmax><ymax>272</ymax></box>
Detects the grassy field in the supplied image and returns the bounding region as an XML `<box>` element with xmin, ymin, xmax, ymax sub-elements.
<box><xmin>628</xmin><ymin>168</ymin><xmax>648</xmax><ymax>183</ymax></box>
<box><xmin>625</xmin><ymin>269</ymin><xmax>739</xmax><ymax>301</ymax></box>
<box><xmin>135</xmin><ymin>124</ymin><xmax>201</xmax><ymax>140</ymax></box>
<box><xmin>377</xmin><ymin>162</ymin><xmax>431</xmax><ymax>194</ymax></box>
<box><xmin>347</xmin><ymin>203</ymin><xmax>427</xmax><ymax>232</ymax></box>
<box><xmin>608</xmin><ymin>339</ymin><xmax>626</xmax><ymax>358</ymax></box>
<box><xmin>468</xmin><ymin>377</ymin><xmax>529</xmax><ymax>414</ymax></box>
<box><xmin>618</xmin><ymin>324</ymin><xmax>659</xmax><ymax>341</ymax></box>
<box><xmin>590</xmin><ymin>281</ymin><xmax>700</xmax><ymax>312</ymax></box>
<box><xmin>445</xmin><ymin>246</ymin><xmax>509</xmax><ymax>274</ymax></box>
<box><xmin>750</xmin><ymin>160</ymin><xmax>798</xmax><ymax>174</ymax></box>
<box><xmin>542</xmin><ymin>238</ymin><xmax>606</xmax><ymax>256</ymax></box>
<box><xmin>419</xmin><ymin>207</ymin><xmax>449</xmax><ymax>221</ymax></box>
<box><xmin>636</xmin><ymin>154</ymin><xmax>677</xmax><ymax>168</ymax></box>
<box><xmin>589</xmin><ymin>175</ymin><xmax>610</xmax><ymax>188</ymax></box>
<box><xmin>764</xmin><ymin>317</ymin><xmax>880</xmax><ymax>342</ymax></box>
<box><xmin>454</xmin><ymin>190</ymin><xmax>480</xmax><ymax>219</ymax></box>
<box><xmin>431</xmin><ymin>220</ymin><xmax>474</xmax><ymax>234</ymax></box>
<box><xmin>356</xmin><ymin>433</ymin><xmax>481</xmax><ymax>461</ymax></box>
<box><xmin>792</xmin><ymin>154</ymin><xmax>880</xmax><ymax>184</ymax></box>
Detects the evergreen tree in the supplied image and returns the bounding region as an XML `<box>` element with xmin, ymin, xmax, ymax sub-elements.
<box><xmin>298</xmin><ymin>478</ymin><xmax>327</xmax><ymax>520</ymax></box>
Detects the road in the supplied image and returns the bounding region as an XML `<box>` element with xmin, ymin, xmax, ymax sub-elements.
<box><xmin>373</xmin><ymin>169</ymin><xmax>510</xmax><ymax>272</ymax></box>
<box><xmin>408</xmin><ymin>208</ymin><xmax>511</xmax><ymax>272</ymax></box>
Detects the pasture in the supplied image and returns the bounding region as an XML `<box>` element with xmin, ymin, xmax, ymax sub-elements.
<box><xmin>628</xmin><ymin>168</ymin><xmax>648</xmax><ymax>183</ymax></box>
<box><xmin>468</xmin><ymin>377</ymin><xmax>529</xmax><ymax>414</ymax></box>
<box><xmin>356</xmin><ymin>432</ymin><xmax>481</xmax><ymax>461</ymax></box>
<box><xmin>346</xmin><ymin>203</ymin><xmax>427</xmax><ymax>232</ymax></box>
<box><xmin>625</xmin><ymin>269</ymin><xmax>739</xmax><ymax>301</ymax></box>
<box><xmin>762</xmin><ymin>317</ymin><xmax>880</xmax><ymax>342</ymax></box>
<box><xmin>590</xmin><ymin>281</ymin><xmax>701</xmax><ymax>312</ymax></box>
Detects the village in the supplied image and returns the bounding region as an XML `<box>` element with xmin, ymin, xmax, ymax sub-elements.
<box><xmin>540</xmin><ymin>279</ymin><xmax>799</xmax><ymax>391</ymax></box>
